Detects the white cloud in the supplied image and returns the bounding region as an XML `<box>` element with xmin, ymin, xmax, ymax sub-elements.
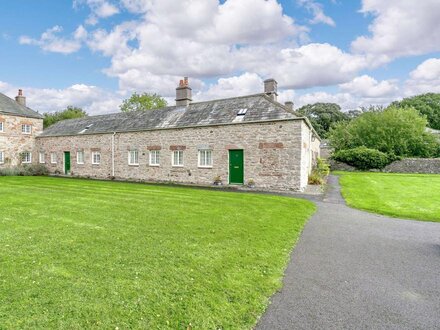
<box><xmin>339</xmin><ymin>75</ymin><xmax>399</xmax><ymax>98</ymax></box>
<box><xmin>196</xmin><ymin>73</ymin><xmax>263</xmax><ymax>101</ymax></box>
<box><xmin>404</xmin><ymin>58</ymin><xmax>440</xmax><ymax>95</ymax></box>
<box><xmin>0</xmin><ymin>81</ymin><xmax>122</xmax><ymax>115</ymax></box>
<box><xmin>19</xmin><ymin>25</ymin><xmax>87</xmax><ymax>54</ymax></box>
<box><xmin>74</xmin><ymin>0</ymin><xmax>120</xmax><ymax>25</ymax></box>
<box><xmin>297</xmin><ymin>0</ymin><xmax>336</xmax><ymax>26</ymax></box>
<box><xmin>352</xmin><ymin>0</ymin><xmax>440</xmax><ymax>59</ymax></box>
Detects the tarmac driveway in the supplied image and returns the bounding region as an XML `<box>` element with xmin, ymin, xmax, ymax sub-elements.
<box><xmin>257</xmin><ymin>175</ymin><xmax>440</xmax><ymax>329</ymax></box>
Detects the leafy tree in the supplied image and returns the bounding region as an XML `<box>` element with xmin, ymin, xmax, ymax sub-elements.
<box><xmin>120</xmin><ymin>92</ymin><xmax>168</xmax><ymax>112</ymax></box>
<box><xmin>329</xmin><ymin>106</ymin><xmax>439</xmax><ymax>158</ymax></box>
<box><xmin>296</xmin><ymin>103</ymin><xmax>349</xmax><ymax>138</ymax></box>
<box><xmin>392</xmin><ymin>93</ymin><xmax>440</xmax><ymax>130</ymax></box>
<box><xmin>44</xmin><ymin>106</ymin><xmax>88</xmax><ymax>128</ymax></box>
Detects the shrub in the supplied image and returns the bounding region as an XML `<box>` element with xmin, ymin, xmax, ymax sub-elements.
<box><xmin>308</xmin><ymin>158</ymin><xmax>330</xmax><ymax>185</ymax></box>
<box><xmin>0</xmin><ymin>164</ymin><xmax>49</xmax><ymax>176</ymax></box>
<box><xmin>332</xmin><ymin>147</ymin><xmax>391</xmax><ymax>170</ymax></box>
<box><xmin>328</xmin><ymin>106</ymin><xmax>440</xmax><ymax>158</ymax></box>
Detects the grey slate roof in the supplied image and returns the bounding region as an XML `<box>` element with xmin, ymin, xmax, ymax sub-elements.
<box><xmin>39</xmin><ymin>94</ymin><xmax>297</xmax><ymax>137</ymax></box>
<box><xmin>0</xmin><ymin>92</ymin><xmax>43</xmax><ymax>119</ymax></box>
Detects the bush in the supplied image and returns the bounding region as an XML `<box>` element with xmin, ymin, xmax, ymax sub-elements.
<box><xmin>0</xmin><ymin>164</ymin><xmax>49</xmax><ymax>176</ymax></box>
<box><xmin>308</xmin><ymin>158</ymin><xmax>330</xmax><ymax>185</ymax></box>
<box><xmin>329</xmin><ymin>106</ymin><xmax>440</xmax><ymax>158</ymax></box>
<box><xmin>332</xmin><ymin>147</ymin><xmax>391</xmax><ymax>170</ymax></box>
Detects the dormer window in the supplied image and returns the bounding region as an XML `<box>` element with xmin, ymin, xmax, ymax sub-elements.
<box><xmin>237</xmin><ymin>108</ymin><xmax>248</xmax><ymax>116</ymax></box>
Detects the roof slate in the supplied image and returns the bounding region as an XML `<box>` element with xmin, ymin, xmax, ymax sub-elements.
<box><xmin>39</xmin><ymin>94</ymin><xmax>297</xmax><ymax>137</ymax></box>
<box><xmin>0</xmin><ymin>92</ymin><xmax>43</xmax><ymax>119</ymax></box>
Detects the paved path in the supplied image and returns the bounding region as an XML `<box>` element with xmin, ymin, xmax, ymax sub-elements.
<box><xmin>257</xmin><ymin>175</ymin><xmax>440</xmax><ymax>330</ymax></box>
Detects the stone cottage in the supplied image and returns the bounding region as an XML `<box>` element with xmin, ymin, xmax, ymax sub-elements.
<box><xmin>2</xmin><ymin>79</ymin><xmax>320</xmax><ymax>191</ymax></box>
<box><xmin>0</xmin><ymin>90</ymin><xmax>43</xmax><ymax>166</ymax></box>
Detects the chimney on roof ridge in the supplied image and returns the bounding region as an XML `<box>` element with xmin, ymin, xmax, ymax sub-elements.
<box><xmin>264</xmin><ymin>78</ymin><xmax>278</xmax><ymax>102</ymax></box>
<box><xmin>176</xmin><ymin>76</ymin><xmax>192</xmax><ymax>107</ymax></box>
<box><xmin>15</xmin><ymin>89</ymin><xmax>26</xmax><ymax>107</ymax></box>
<box><xmin>285</xmin><ymin>101</ymin><xmax>294</xmax><ymax>111</ymax></box>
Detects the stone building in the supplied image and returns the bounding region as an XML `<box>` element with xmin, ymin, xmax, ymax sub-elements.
<box><xmin>36</xmin><ymin>78</ymin><xmax>320</xmax><ymax>191</ymax></box>
<box><xmin>0</xmin><ymin>90</ymin><xmax>43</xmax><ymax>167</ymax></box>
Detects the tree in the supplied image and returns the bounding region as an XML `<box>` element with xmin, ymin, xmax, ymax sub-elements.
<box><xmin>328</xmin><ymin>106</ymin><xmax>439</xmax><ymax>158</ymax></box>
<box><xmin>296</xmin><ymin>103</ymin><xmax>349</xmax><ymax>138</ymax></box>
<box><xmin>120</xmin><ymin>92</ymin><xmax>168</xmax><ymax>112</ymax></box>
<box><xmin>392</xmin><ymin>93</ymin><xmax>440</xmax><ymax>130</ymax></box>
<box><xmin>44</xmin><ymin>106</ymin><xmax>88</xmax><ymax>128</ymax></box>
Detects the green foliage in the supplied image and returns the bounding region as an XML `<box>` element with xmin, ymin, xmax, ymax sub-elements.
<box><xmin>120</xmin><ymin>92</ymin><xmax>168</xmax><ymax>112</ymax></box>
<box><xmin>333</xmin><ymin>147</ymin><xmax>391</xmax><ymax>170</ymax></box>
<box><xmin>392</xmin><ymin>93</ymin><xmax>440</xmax><ymax>130</ymax></box>
<box><xmin>0</xmin><ymin>164</ymin><xmax>49</xmax><ymax>176</ymax></box>
<box><xmin>329</xmin><ymin>106</ymin><xmax>440</xmax><ymax>158</ymax></box>
<box><xmin>308</xmin><ymin>158</ymin><xmax>330</xmax><ymax>185</ymax></box>
<box><xmin>0</xmin><ymin>176</ymin><xmax>315</xmax><ymax>328</ymax></box>
<box><xmin>338</xmin><ymin>172</ymin><xmax>440</xmax><ymax>222</ymax></box>
<box><xmin>43</xmin><ymin>106</ymin><xmax>88</xmax><ymax>128</ymax></box>
<box><xmin>296</xmin><ymin>103</ymin><xmax>349</xmax><ymax>138</ymax></box>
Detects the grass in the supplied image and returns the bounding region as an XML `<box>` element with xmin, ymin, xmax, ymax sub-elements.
<box><xmin>336</xmin><ymin>171</ymin><xmax>440</xmax><ymax>222</ymax></box>
<box><xmin>0</xmin><ymin>177</ymin><xmax>315</xmax><ymax>329</ymax></box>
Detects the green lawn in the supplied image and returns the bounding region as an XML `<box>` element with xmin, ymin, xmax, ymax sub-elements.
<box><xmin>0</xmin><ymin>177</ymin><xmax>315</xmax><ymax>329</ymax></box>
<box><xmin>337</xmin><ymin>171</ymin><xmax>440</xmax><ymax>222</ymax></box>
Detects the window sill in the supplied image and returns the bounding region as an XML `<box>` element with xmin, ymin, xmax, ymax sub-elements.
<box><xmin>149</xmin><ymin>164</ymin><xmax>160</xmax><ymax>167</ymax></box>
<box><xmin>198</xmin><ymin>166</ymin><xmax>213</xmax><ymax>169</ymax></box>
<box><xmin>77</xmin><ymin>163</ymin><xmax>84</xmax><ymax>165</ymax></box>
<box><xmin>128</xmin><ymin>164</ymin><xmax>139</xmax><ymax>167</ymax></box>
<box><xmin>172</xmin><ymin>165</ymin><xmax>184</xmax><ymax>168</ymax></box>
<box><xmin>92</xmin><ymin>163</ymin><xmax>101</xmax><ymax>166</ymax></box>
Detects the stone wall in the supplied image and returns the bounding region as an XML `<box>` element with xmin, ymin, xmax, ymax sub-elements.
<box><xmin>0</xmin><ymin>114</ymin><xmax>43</xmax><ymax>166</ymax></box>
<box><xmin>36</xmin><ymin>119</ymin><xmax>316</xmax><ymax>191</ymax></box>
<box><xmin>383</xmin><ymin>158</ymin><xmax>440</xmax><ymax>174</ymax></box>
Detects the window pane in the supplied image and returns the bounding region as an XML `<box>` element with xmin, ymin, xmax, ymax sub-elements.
<box><xmin>0</xmin><ymin>152</ymin><xmax>4</xmax><ymax>163</ymax></box>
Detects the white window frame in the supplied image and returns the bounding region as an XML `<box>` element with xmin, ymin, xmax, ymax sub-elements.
<box><xmin>0</xmin><ymin>121</ymin><xmax>4</xmax><ymax>133</ymax></box>
<box><xmin>21</xmin><ymin>124</ymin><xmax>32</xmax><ymax>135</ymax></box>
<box><xmin>77</xmin><ymin>151</ymin><xmax>84</xmax><ymax>165</ymax></box>
<box><xmin>0</xmin><ymin>151</ymin><xmax>4</xmax><ymax>164</ymax></box>
<box><xmin>198</xmin><ymin>149</ymin><xmax>213</xmax><ymax>168</ymax></box>
<box><xmin>39</xmin><ymin>152</ymin><xmax>45</xmax><ymax>164</ymax></box>
<box><xmin>21</xmin><ymin>152</ymin><xmax>32</xmax><ymax>164</ymax></box>
<box><xmin>92</xmin><ymin>151</ymin><xmax>101</xmax><ymax>165</ymax></box>
<box><xmin>172</xmin><ymin>150</ymin><xmax>184</xmax><ymax>167</ymax></box>
<box><xmin>51</xmin><ymin>152</ymin><xmax>57</xmax><ymax>164</ymax></box>
<box><xmin>149</xmin><ymin>150</ymin><xmax>160</xmax><ymax>166</ymax></box>
<box><xmin>128</xmin><ymin>150</ymin><xmax>139</xmax><ymax>166</ymax></box>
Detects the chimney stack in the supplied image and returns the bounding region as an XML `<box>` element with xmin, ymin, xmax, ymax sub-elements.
<box><xmin>176</xmin><ymin>77</ymin><xmax>192</xmax><ymax>107</ymax></box>
<box><xmin>264</xmin><ymin>78</ymin><xmax>278</xmax><ymax>102</ymax></box>
<box><xmin>15</xmin><ymin>89</ymin><xmax>26</xmax><ymax>107</ymax></box>
<box><xmin>285</xmin><ymin>101</ymin><xmax>294</xmax><ymax>111</ymax></box>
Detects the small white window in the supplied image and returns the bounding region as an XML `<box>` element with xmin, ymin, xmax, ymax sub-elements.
<box><xmin>198</xmin><ymin>149</ymin><xmax>213</xmax><ymax>168</ymax></box>
<box><xmin>149</xmin><ymin>150</ymin><xmax>160</xmax><ymax>166</ymax></box>
<box><xmin>172</xmin><ymin>150</ymin><xmax>183</xmax><ymax>167</ymax></box>
<box><xmin>128</xmin><ymin>150</ymin><xmax>139</xmax><ymax>165</ymax></box>
<box><xmin>77</xmin><ymin>151</ymin><xmax>84</xmax><ymax>164</ymax></box>
<box><xmin>39</xmin><ymin>152</ymin><xmax>45</xmax><ymax>164</ymax></box>
<box><xmin>0</xmin><ymin>151</ymin><xmax>4</xmax><ymax>164</ymax></box>
<box><xmin>22</xmin><ymin>124</ymin><xmax>32</xmax><ymax>134</ymax></box>
<box><xmin>21</xmin><ymin>152</ymin><xmax>32</xmax><ymax>164</ymax></box>
<box><xmin>0</xmin><ymin>122</ymin><xmax>4</xmax><ymax>132</ymax></box>
<box><xmin>51</xmin><ymin>153</ymin><xmax>57</xmax><ymax>164</ymax></box>
<box><xmin>92</xmin><ymin>152</ymin><xmax>101</xmax><ymax>165</ymax></box>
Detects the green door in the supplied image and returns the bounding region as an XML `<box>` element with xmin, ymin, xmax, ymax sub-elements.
<box><xmin>64</xmin><ymin>152</ymin><xmax>71</xmax><ymax>175</ymax></box>
<box><xmin>229</xmin><ymin>150</ymin><xmax>244</xmax><ymax>185</ymax></box>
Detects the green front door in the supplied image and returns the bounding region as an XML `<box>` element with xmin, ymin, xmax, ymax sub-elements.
<box><xmin>64</xmin><ymin>152</ymin><xmax>71</xmax><ymax>175</ymax></box>
<box><xmin>229</xmin><ymin>150</ymin><xmax>244</xmax><ymax>185</ymax></box>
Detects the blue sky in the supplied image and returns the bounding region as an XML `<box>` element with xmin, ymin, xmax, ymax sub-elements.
<box><xmin>1</xmin><ymin>0</ymin><xmax>440</xmax><ymax>114</ymax></box>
